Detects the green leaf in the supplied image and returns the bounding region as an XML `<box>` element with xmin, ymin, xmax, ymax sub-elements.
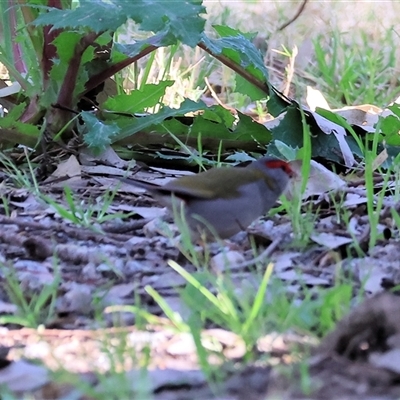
<box><xmin>113</xmin><ymin>99</ymin><xmax>206</xmax><ymax>142</ymax></box>
<box><xmin>103</xmin><ymin>81</ymin><xmax>174</xmax><ymax>113</ymax></box>
<box><xmin>212</xmin><ymin>25</ymin><xmax>257</xmax><ymax>41</ymax></box>
<box><xmin>2</xmin><ymin>103</ymin><xmax>25</xmax><ymax>120</ymax></box>
<box><xmin>185</xmin><ymin>108</ymin><xmax>271</xmax><ymax>144</ymax></box>
<box><xmin>49</xmin><ymin>32</ymin><xmax>85</xmax><ymax>93</ymax></box>
<box><xmin>113</xmin><ymin>29</ymin><xmax>177</xmax><ymax>59</ymax></box>
<box><xmin>201</xmin><ymin>106</ymin><xmax>235</xmax><ymax>126</ymax></box>
<box><xmin>316</xmin><ymin>107</ymin><xmax>350</xmax><ymax>127</ymax></box>
<box><xmin>52</xmin><ymin>31</ymin><xmax>83</xmax><ymax>64</ymax></box>
<box><xmin>235</xmin><ymin>75</ymin><xmax>266</xmax><ymax>101</ymax></box>
<box><xmin>225</xmin><ymin>152</ymin><xmax>256</xmax><ymax>163</ymax></box>
<box><xmin>111</xmin><ymin>103</ymin><xmax>272</xmax><ymax>152</ymax></box>
<box><xmin>0</xmin><ymin>122</ymin><xmax>40</xmax><ymax>140</ymax></box>
<box><xmin>158</xmin><ymin>106</ymin><xmax>271</xmax><ymax>147</ymax></box>
<box><xmin>380</xmin><ymin>114</ymin><xmax>400</xmax><ymax>146</ymax></box>
<box><xmin>388</xmin><ymin>104</ymin><xmax>400</xmax><ymax>119</ymax></box>
<box><xmin>269</xmin><ymin>105</ymin><xmax>358</xmax><ymax>163</ymax></box>
<box><xmin>381</xmin><ymin>104</ymin><xmax>400</xmax><ymax>146</ymax></box>
<box><xmin>33</xmin><ymin>0</ymin><xmax>206</xmax><ymax>46</ymax></box>
<box><xmin>234</xmin><ymin>111</ymin><xmax>272</xmax><ymax>142</ymax></box>
<box><xmin>274</xmin><ymin>140</ymin><xmax>298</xmax><ymax>161</ymax></box>
<box><xmin>0</xmin><ymin>109</ymin><xmax>41</xmax><ymax>137</ymax></box>
<box><xmin>48</xmin><ymin>31</ymin><xmax>100</xmax><ymax>105</ymax></box>
<box><xmin>33</xmin><ymin>0</ymin><xmax>127</xmax><ymax>33</ymax></box>
<box><xmin>81</xmin><ymin>112</ymin><xmax>120</xmax><ymax>151</ymax></box>
<box><xmin>201</xmin><ymin>32</ymin><xmax>268</xmax><ymax>82</ymax></box>
<box><xmin>123</xmin><ymin>0</ymin><xmax>206</xmax><ymax>47</ymax></box>
<box><xmin>266</xmin><ymin>86</ymin><xmax>291</xmax><ymax>117</ymax></box>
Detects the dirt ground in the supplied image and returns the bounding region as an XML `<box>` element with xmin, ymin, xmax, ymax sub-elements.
<box><xmin>0</xmin><ymin>157</ymin><xmax>400</xmax><ymax>399</ymax></box>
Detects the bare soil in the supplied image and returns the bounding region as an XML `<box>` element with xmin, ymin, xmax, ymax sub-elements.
<box><xmin>0</xmin><ymin>160</ymin><xmax>399</xmax><ymax>399</ymax></box>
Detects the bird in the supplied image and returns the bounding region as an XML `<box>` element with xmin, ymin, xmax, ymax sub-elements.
<box><xmin>120</xmin><ymin>157</ymin><xmax>294</xmax><ymax>241</ymax></box>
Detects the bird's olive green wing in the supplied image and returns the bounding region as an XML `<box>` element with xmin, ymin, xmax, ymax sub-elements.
<box><xmin>164</xmin><ymin>167</ymin><xmax>272</xmax><ymax>199</ymax></box>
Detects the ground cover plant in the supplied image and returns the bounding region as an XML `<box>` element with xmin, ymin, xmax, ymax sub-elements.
<box><xmin>0</xmin><ymin>0</ymin><xmax>399</xmax><ymax>398</ymax></box>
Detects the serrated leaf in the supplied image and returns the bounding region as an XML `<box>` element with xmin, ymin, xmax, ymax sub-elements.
<box><xmin>388</xmin><ymin>104</ymin><xmax>400</xmax><ymax>119</ymax></box>
<box><xmin>112</xmin><ymin>103</ymin><xmax>272</xmax><ymax>152</ymax></box>
<box><xmin>33</xmin><ymin>0</ymin><xmax>205</xmax><ymax>46</ymax></box>
<box><xmin>113</xmin><ymin>99</ymin><xmax>206</xmax><ymax>142</ymax></box>
<box><xmin>2</xmin><ymin>103</ymin><xmax>25</xmax><ymax>120</ymax></box>
<box><xmin>49</xmin><ymin>32</ymin><xmax>84</xmax><ymax>89</ymax></box>
<box><xmin>123</xmin><ymin>0</ymin><xmax>206</xmax><ymax>47</ymax></box>
<box><xmin>161</xmin><ymin>106</ymin><xmax>271</xmax><ymax>146</ymax></box>
<box><xmin>104</xmin><ymin>81</ymin><xmax>174</xmax><ymax>113</ymax></box>
<box><xmin>201</xmin><ymin>32</ymin><xmax>268</xmax><ymax>81</ymax></box>
<box><xmin>267</xmin><ymin>86</ymin><xmax>291</xmax><ymax>117</ymax></box>
<box><xmin>380</xmin><ymin>114</ymin><xmax>400</xmax><ymax>146</ymax></box>
<box><xmin>81</xmin><ymin>112</ymin><xmax>119</xmax><ymax>151</ymax></box>
<box><xmin>188</xmin><ymin>109</ymin><xmax>271</xmax><ymax>144</ymax></box>
<box><xmin>212</xmin><ymin>25</ymin><xmax>257</xmax><ymax>40</ymax></box>
<box><xmin>147</xmin><ymin>117</ymin><xmax>190</xmax><ymax>136</ymax></box>
<box><xmin>33</xmin><ymin>0</ymin><xmax>127</xmax><ymax>33</ymax></box>
<box><xmin>234</xmin><ymin>111</ymin><xmax>272</xmax><ymax>142</ymax></box>
<box><xmin>225</xmin><ymin>152</ymin><xmax>256</xmax><ymax>163</ymax></box>
<box><xmin>316</xmin><ymin>107</ymin><xmax>349</xmax><ymax>127</ymax></box>
<box><xmin>0</xmin><ymin>121</ymin><xmax>41</xmax><ymax>138</ymax></box>
<box><xmin>154</xmin><ymin>151</ymin><xmax>192</xmax><ymax>161</ymax></box>
<box><xmin>113</xmin><ymin>29</ymin><xmax>177</xmax><ymax>59</ymax></box>
<box><xmin>274</xmin><ymin>140</ymin><xmax>298</xmax><ymax>161</ymax></box>
<box><xmin>235</xmin><ymin>75</ymin><xmax>266</xmax><ymax>101</ymax></box>
<box><xmin>0</xmin><ymin>109</ymin><xmax>41</xmax><ymax>137</ymax></box>
<box><xmin>201</xmin><ymin>106</ymin><xmax>235</xmax><ymax>126</ymax></box>
<box><xmin>309</xmin><ymin>107</ymin><xmax>355</xmax><ymax>167</ymax></box>
<box><xmin>52</xmin><ymin>32</ymin><xmax>82</xmax><ymax>63</ymax></box>
<box><xmin>269</xmin><ymin>105</ymin><xmax>359</xmax><ymax>163</ymax></box>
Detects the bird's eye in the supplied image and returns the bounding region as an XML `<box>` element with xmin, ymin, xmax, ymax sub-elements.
<box><xmin>283</xmin><ymin>164</ymin><xmax>294</xmax><ymax>176</ymax></box>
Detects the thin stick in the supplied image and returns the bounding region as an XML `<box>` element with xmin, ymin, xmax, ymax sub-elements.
<box><xmin>277</xmin><ymin>0</ymin><xmax>308</xmax><ymax>32</ymax></box>
<box><xmin>230</xmin><ymin>235</ymin><xmax>283</xmax><ymax>271</ymax></box>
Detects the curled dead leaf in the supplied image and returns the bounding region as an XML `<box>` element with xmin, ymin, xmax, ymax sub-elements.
<box><xmin>285</xmin><ymin>159</ymin><xmax>346</xmax><ymax>200</ymax></box>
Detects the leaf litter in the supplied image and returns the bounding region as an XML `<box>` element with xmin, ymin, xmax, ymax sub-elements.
<box><xmin>0</xmin><ymin>155</ymin><xmax>399</xmax><ymax>399</ymax></box>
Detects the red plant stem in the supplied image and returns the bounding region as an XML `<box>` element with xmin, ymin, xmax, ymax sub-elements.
<box><xmin>84</xmin><ymin>44</ymin><xmax>159</xmax><ymax>95</ymax></box>
<box><xmin>42</xmin><ymin>0</ymin><xmax>64</xmax><ymax>89</ymax></box>
<box><xmin>87</xmin><ymin>35</ymin><xmax>271</xmax><ymax>101</ymax></box>
<box><xmin>56</xmin><ymin>32</ymin><xmax>101</xmax><ymax>108</ymax></box>
<box><xmin>197</xmin><ymin>41</ymin><xmax>269</xmax><ymax>95</ymax></box>
<box><xmin>9</xmin><ymin>0</ymin><xmax>26</xmax><ymax>74</ymax></box>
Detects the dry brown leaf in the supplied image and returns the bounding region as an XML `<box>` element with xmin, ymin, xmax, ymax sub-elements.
<box><xmin>286</xmin><ymin>159</ymin><xmax>346</xmax><ymax>200</ymax></box>
<box><xmin>45</xmin><ymin>154</ymin><xmax>81</xmax><ymax>183</ymax></box>
<box><xmin>310</xmin><ymin>232</ymin><xmax>353</xmax><ymax>249</ymax></box>
<box><xmin>79</xmin><ymin>145</ymin><xmax>128</xmax><ymax>168</ymax></box>
<box><xmin>306</xmin><ymin>110</ymin><xmax>355</xmax><ymax>167</ymax></box>
<box><xmin>306</xmin><ymin>86</ymin><xmax>331</xmax><ymax>111</ymax></box>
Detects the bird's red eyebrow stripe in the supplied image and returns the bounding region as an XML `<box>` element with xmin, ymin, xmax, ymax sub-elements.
<box><xmin>265</xmin><ymin>160</ymin><xmax>286</xmax><ymax>169</ymax></box>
